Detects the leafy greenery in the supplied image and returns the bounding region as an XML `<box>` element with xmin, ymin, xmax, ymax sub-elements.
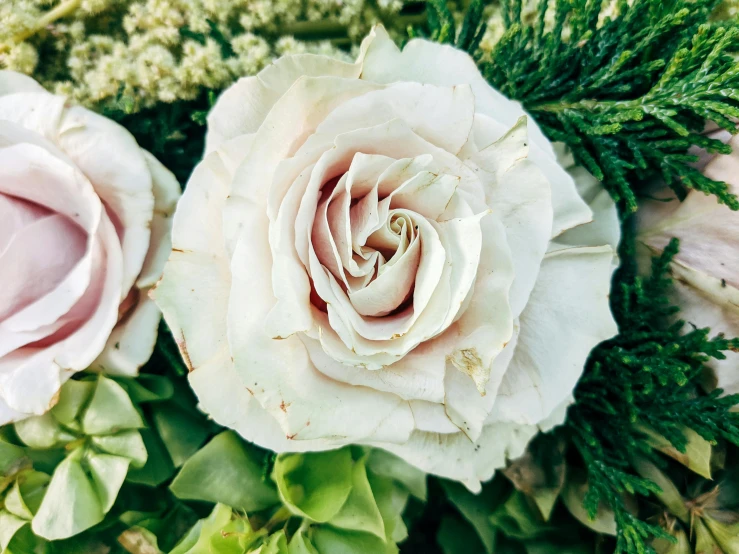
<box><xmin>428</xmin><ymin>0</ymin><xmax>739</xmax><ymax>214</ymax></box>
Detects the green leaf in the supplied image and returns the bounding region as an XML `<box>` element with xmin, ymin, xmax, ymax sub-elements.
<box><xmin>170</xmin><ymin>431</ymin><xmax>278</xmax><ymax>512</ymax></box>
<box><xmin>641</xmin><ymin>426</ymin><xmax>713</xmax><ymax>479</ymax></box>
<box><xmin>366</xmin><ymin>474</ymin><xmax>409</xmax><ymax>543</ymax></box>
<box><xmin>489</xmin><ymin>491</ymin><xmax>550</xmax><ymax>540</ymax></box>
<box><xmin>151</xmin><ymin>404</ymin><xmax>209</xmax><ymax>468</ymax></box>
<box><xmin>169</xmin><ymin>503</ymin><xmax>253</xmax><ymax>554</ymax></box>
<box><xmin>4</xmin><ymin>471</ymin><xmax>50</xmax><ymax>520</ymax></box>
<box><xmin>366</xmin><ymin>449</ymin><xmax>427</xmax><ymax>501</ymax></box>
<box><xmin>442</xmin><ymin>480</ymin><xmax>502</xmax><ymax>554</ymax></box>
<box><xmin>125</xmin><ymin>428</ymin><xmax>175</xmax><ymax>487</ymax></box>
<box><xmin>560</xmin><ymin>476</ymin><xmax>617</xmax><ymax>536</ymax></box>
<box><xmin>31</xmin><ymin>449</ymin><xmax>103</xmax><ymax>540</ymax></box>
<box><xmin>118</xmin><ymin>375</ymin><xmax>175</xmax><ymax>404</ymax></box>
<box><xmin>50</xmin><ymin>380</ymin><xmax>94</xmax><ymax>427</ymax></box>
<box><xmin>0</xmin><ymin>511</ymin><xmax>28</xmax><ymax>551</ymax></box>
<box><xmin>288</xmin><ymin>529</ymin><xmax>319</xmax><ymax>554</ymax></box>
<box><xmin>273</xmin><ymin>449</ymin><xmax>353</xmax><ymax>523</ymax></box>
<box><xmin>86</xmin><ymin>452</ymin><xmax>130</xmax><ymax>513</ymax></box>
<box><xmin>117</xmin><ymin>526</ymin><xmax>163</xmax><ymax>554</ymax></box>
<box><xmin>82</xmin><ymin>376</ymin><xmax>144</xmax><ymax>435</ymax></box>
<box><xmin>14</xmin><ymin>413</ymin><xmax>74</xmax><ymax>449</ymax></box>
<box><xmin>91</xmin><ymin>431</ymin><xmax>148</xmax><ymax>468</ymax></box>
<box><xmin>329</xmin><ymin>458</ymin><xmax>385</xmax><ymax>540</ymax></box>
<box><xmin>0</xmin><ymin>439</ymin><xmax>29</xmax><ymax>477</ymax></box>
<box><xmin>311</xmin><ymin>527</ymin><xmax>393</xmax><ymax>554</ymax></box>
<box><xmin>260</xmin><ymin>531</ymin><xmax>288</xmax><ymax>554</ymax></box>
<box><xmin>437</xmin><ymin>514</ymin><xmax>488</xmax><ymax>554</ymax></box>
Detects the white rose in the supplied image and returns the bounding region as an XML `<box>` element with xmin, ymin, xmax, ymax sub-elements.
<box><xmin>0</xmin><ymin>71</ymin><xmax>180</xmax><ymax>424</ymax></box>
<box><xmin>638</xmin><ymin>132</ymin><xmax>739</xmax><ymax>396</ymax></box>
<box><xmin>154</xmin><ymin>26</ymin><xmax>619</xmax><ymax>490</ymax></box>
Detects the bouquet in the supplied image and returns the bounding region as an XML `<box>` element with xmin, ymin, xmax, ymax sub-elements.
<box><xmin>0</xmin><ymin>1</ymin><xmax>738</xmax><ymax>553</ymax></box>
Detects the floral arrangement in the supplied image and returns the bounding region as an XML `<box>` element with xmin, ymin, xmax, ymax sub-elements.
<box><xmin>0</xmin><ymin>1</ymin><xmax>738</xmax><ymax>554</ymax></box>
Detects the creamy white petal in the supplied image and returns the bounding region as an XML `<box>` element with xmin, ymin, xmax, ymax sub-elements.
<box><xmin>489</xmin><ymin>246</ymin><xmax>618</xmax><ymax>425</ymax></box>
<box><xmin>206</xmin><ymin>53</ymin><xmax>365</xmax><ymax>152</ymax></box>
<box><xmin>228</xmin><ymin>200</ymin><xmax>415</xmax><ymax>444</ymax></box>
<box><xmin>360</xmin><ymin>26</ymin><xmax>554</xmax><ymax>159</ymax></box>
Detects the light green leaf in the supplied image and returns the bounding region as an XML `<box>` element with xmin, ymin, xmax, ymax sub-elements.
<box><xmin>50</xmin><ymin>380</ymin><xmax>95</xmax><ymax>427</ymax></box>
<box><xmin>125</xmin><ymin>428</ymin><xmax>175</xmax><ymax>487</ymax></box>
<box><xmin>170</xmin><ymin>431</ymin><xmax>278</xmax><ymax>512</ymax></box>
<box><xmin>14</xmin><ymin>413</ymin><xmax>74</xmax><ymax>450</ymax></box>
<box><xmin>367</xmin><ymin>474</ymin><xmax>409</xmax><ymax>543</ymax></box>
<box><xmin>31</xmin><ymin>449</ymin><xmax>103</xmax><ymax>540</ymax></box>
<box><xmin>0</xmin><ymin>511</ymin><xmax>27</xmax><ymax>550</ymax></box>
<box><xmin>151</xmin><ymin>405</ymin><xmax>209</xmax><ymax>468</ymax></box>
<box><xmin>653</xmin><ymin>526</ymin><xmax>691</xmax><ymax>554</ymax></box>
<box><xmin>640</xmin><ymin>426</ymin><xmax>713</xmax><ymax>479</ymax></box>
<box><xmin>366</xmin><ymin>450</ymin><xmax>427</xmax><ymax>501</ymax></box>
<box><xmin>0</xmin><ymin>439</ymin><xmax>29</xmax><ymax>477</ymax></box>
<box><xmin>91</xmin><ymin>431</ymin><xmax>148</xmax><ymax>468</ymax></box>
<box><xmin>704</xmin><ymin>517</ymin><xmax>739</xmax><ymax>554</ymax></box>
<box><xmin>274</xmin><ymin>449</ymin><xmax>353</xmax><ymax>523</ymax></box>
<box><xmin>209</xmin><ymin>517</ymin><xmax>255</xmax><ymax>554</ymax></box>
<box><xmin>631</xmin><ymin>457</ymin><xmax>688</xmax><ymax>522</ymax></box>
<box><xmin>329</xmin><ymin>458</ymin><xmax>385</xmax><ymax>540</ymax></box>
<box><xmin>86</xmin><ymin>452</ymin><xmax>130</xmax><ymax>513</ymax></box>
<box><xmin>4</xmin><ymin>471</ymin><xmax>50</xmax><ymax>520</ymax></box>
<box><xmin>288</xmin><ymin>529</ymin><xmax>319</xmax><ymax>554</ymax></box>
<box><xmin>169</xmin><ymin>503</ymin><xmax>250</xmax><ymax>554</ymax></box>
<box><xmin>260</xmin><ymin>531</ymin><xmax>288</xmax><ymax>554</ymax></box>
<box><xmin>81</xmin><ymin>376</ymin><xmax>144</xmax><ymax>435</ymax></box>
<box><xmin>561</xmin><ymin>476</ymin><xmax>617</xmax><ymax>536</ymax></box>
<box><xmin>311</xmin><ymin>527</ymin><xmax>394</xmax><ymax>554</ymax></box>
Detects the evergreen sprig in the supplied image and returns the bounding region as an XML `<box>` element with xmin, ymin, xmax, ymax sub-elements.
<box><xmin>458</xmin><ymin>0</ymin><xmax>739</xmax><ymax>213</ymax></box>
<box><xmin>566</xmin><ymin>223</ymin><xmax>739</xmax><ymax>554</ymax></box>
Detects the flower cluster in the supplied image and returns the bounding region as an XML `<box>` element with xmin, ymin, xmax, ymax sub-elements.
<box><xmin>1</xmin><ymin>0</ymin><xmax>406</xmax><ymax>111</ymax></box>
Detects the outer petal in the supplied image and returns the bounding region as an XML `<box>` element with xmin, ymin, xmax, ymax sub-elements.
<box><xmin>0</xmin><ymin>90</ymin><xmax>154</xmax><ymax>300</ymax></box>
<box><xmin>359</xmin><ymin>26</ymin><xmax>553</xmax><ymax>158</ymax></box>
<box><xmin>488</xmin><ymin>246</ymin><xmax>618</xmax><ymax>425</ymax></box>
<box><xmin>206</xmin><ymin>52</ymin><xmax>366</xmax><ymax>152</ymax></box>
<box><xmin>92</xmin><ymin>152</ymin><xmax>181</xmax><ymax>375</ymax></box>
<box><xmin>372</xmin><ymin>421</ymin><xmax>538</xmax><ymax>493</ymax></box>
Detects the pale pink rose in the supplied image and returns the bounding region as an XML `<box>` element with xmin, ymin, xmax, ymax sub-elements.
<box><xmin>638</xmin><ymin>131</ymin><xmax>739</xmax><ymax>396</ymax></box>
<box><xmin>154</xmin><ymin>26</ymin><xmax>619</xmax><ymax>490</ymax></box>
<box><xmin>0</xmin><ymin>71</ymin><xmax>180</xmax><ymax>423</ymax></box>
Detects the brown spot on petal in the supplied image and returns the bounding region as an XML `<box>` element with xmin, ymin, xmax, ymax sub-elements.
<box><xmin>280</xmin><ymin>400</ymin><xmax>291</xmax><ymax>413</ymax></box>
<box><xmin>176</xmin><ymin>331</ymin><xmax>194</xmax><ymax>372</ymax></box>
<box><xmin>246</xmin><ymin>388</ymin><xmax>254</xmax><ymax>396</ymax></box>
<box><xmin>286</xmin><ymin>433</ymin><xmax>298</xmax><ymax>440</ymax></box>
<box><xmin>172</xmin><ymin>247</ymin><xmax>191</xmax><ymax>253</ymax></box>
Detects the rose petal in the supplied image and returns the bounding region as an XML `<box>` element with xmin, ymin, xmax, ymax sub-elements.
<box><xmin>489</xmin><ymin>245</ymin><xmax>618</xmax><ymax>425</ymax></box>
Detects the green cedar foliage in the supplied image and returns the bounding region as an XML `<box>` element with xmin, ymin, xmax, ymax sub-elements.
<box><xmin>566</xmin><ymin>225</ymin><xmax>739</xmax><ymax>554</ymax></box>
<box><xmin>428</xmin><ymin>0</ymin><xmax>739</xmax><ymax>213</ymax></box>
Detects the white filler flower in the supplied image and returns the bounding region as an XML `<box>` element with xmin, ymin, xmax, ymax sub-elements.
<box><xmin>154</xmin><ymin>26</ymin><xmax>620</xmax><ymax>490</ymax></box>
<box><xmin>0</xmin><ymin>71</ymin><xmax>180</xmax><ymax>424</ymax></box>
